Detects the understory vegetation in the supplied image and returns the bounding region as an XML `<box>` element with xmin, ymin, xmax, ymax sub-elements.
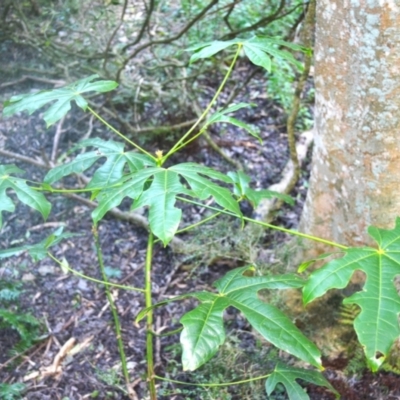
<box><xmin>1</xmin><ymin>1</ymin><xmax>400</xmax><ymax>400</ymax></box>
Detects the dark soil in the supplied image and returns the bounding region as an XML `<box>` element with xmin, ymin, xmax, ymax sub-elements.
<box><xmin>1</xmin><ymin>62</ymin><xmax>400</xmax><ymax>400</ymax></box>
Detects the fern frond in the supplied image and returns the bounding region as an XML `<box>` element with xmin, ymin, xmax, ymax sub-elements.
<box><xmin>0</xmin><ymin>383</ymin><xmax>25</xmax><ymax>400</ymax></box>
<box><xmin>0</xmin><ymin>308</ymin><xmax>40</xmax><ymax>343</ymax></box>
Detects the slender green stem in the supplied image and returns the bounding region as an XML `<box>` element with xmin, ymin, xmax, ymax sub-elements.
<box><xmin>176</xmin><ymin>196</ymin><xmax>348</xmax><ymax>250</ymax></box>
<box><xmin>176</xmin><ymin>210</ymin><xmax>222</xmax><ymax>235</ymax></box>
<box><xmin>87</xmin><ymin>106</ymin><xmax>156</xmax><ymax>160</ymax></box>
<box><xmin>171</xmin><ymin>123</ymin><xmax>209</xmax><ymax>154</ymax></box>
<box><xmin>163</xmin><ymin>44</ymin><xmax>243</xmax><ymax>162</ymax></box>
<box><xmin>155</xmin><ymin>372</ymin><xmax>271</xmax><ymax>387</ymax></box>
<box><xmin>47</xmin><ymin>252</ymin><xmax>145</xmax><ymax>292</ymax></box>
<box><xmin>145</xmin><ymin>231</ymin><xmax>157</xmax><ymax>400</ymax></box>
<box><xmin>153</xmin><ymin>211</ymin><xmax>223</xmax><ymax>246</ymax></box>
<box><xmin>92</xmin><ymin>224</ymin><xmax>131</xmax><ymax>392</ymax></box>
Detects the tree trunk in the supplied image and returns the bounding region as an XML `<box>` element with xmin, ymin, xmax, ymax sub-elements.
<box><xmin>299</xmin><ymin>2</ymin><xmax>400</xmax><ymax>253</ymax></box>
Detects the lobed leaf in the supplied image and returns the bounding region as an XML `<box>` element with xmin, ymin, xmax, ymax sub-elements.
<box><xmin>0</xmin><ymin>227</ymin><xmax>77</xmax><ymax>262</ymax></box>
<box><xmin>132</xmin><ymin>170</ymin><xmax>185</xmax><ymax>246</ymax></box>
<box><xmin>207</xmin><ymin>103</ymin><xmax>262</xmax><ymax>143</ymax></box>
<box><xmin>180</xmin><ymin>266</ymin><xmax>321</xmax><ymax>371</ymax></box>
<box><xmin>3</xmin><ymin>75</ymin><xmax>118</xmax><ymax>127</ymax></box>
<box><xmin>303</xmin><ymin>218</ymin><xmax>400</xmax><ymax>370</ymax></box>
<box><xmin>170</xmin><ymin>163</ymin><xmax>241</xmax><ymax>216</ymax></box>
<box><xmin>187</xmin><ymin>39</ymin><xmax>237</xmax><ymax>63</ymax></box>
<box><xmin>44</xmin><ymin>138</ymin><xmax>155</xmax><ymax>187</ymax></box>
<box><xmin>180</xmin><ymin>296</ymin><xmax>229</xmax><ymax>370</ymax></box>
<box><xmin>228</xmin><ymin>170</ymin><xmax>294</xmax><ymax>206</ymax></box>
<box><xmin>187</xmin><ymin>36</ymin><xmax>308</xmax><ymax>72</ymax></box>
<box><xmin>91</xmin><ymin>167</ymin><xmax>157</xmax><ymax>222</ymax></box>
<box><xmin>266</xmin><ymin>362</ymin><xmax>339</xmax><ymax>400</ymax></box>
<box><xmin>243</xmin><ymin>44</ymin><xmax>272</xmax><ymax>71</ymax></box>
<box><xmin>244</xmin><ymin>36</ymin><xmax>304</xmax><ymax>70</ymax></box>
<box><xmin>0</xmin><ymin>165</ymin><xmax>51</xmax><ymax>227</ymax></box>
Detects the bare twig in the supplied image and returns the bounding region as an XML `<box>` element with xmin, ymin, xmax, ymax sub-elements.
<box><xmin>133</xmin><ymin>0</ymin><xmax>156</xmax><ymax>46</ymax></box>
<box><xmin>221</xmin><ymin>0</ymin><xmax>286</xmax><ymax>40</ymax></box>
<box><xmin>81</xmin><ymin>114</ymin><xmax>95</xmax><ymax>142</ymax></box>
<box><xmin>0</xmin><ymin>148</ymin><xmax>47</xmax><ymax>168</ymax></box>
<box><xmin>51</xmin><ymin>116</ymin><xmax>66</xmax><ymax>164</ymax></box>
<box><xmin>222</xmin><ymin>0</ymin><xmax>240</xmax><ymax>31</ymax></box>
<box><xmin>103</xmin><ymin>0</ymin><xmax>129</xmax><ymax>73</ymax></box>
<box><xmin>117</xmin><ymin>0</ymin><xmax>219</xmax><ymax>81</ymax></box>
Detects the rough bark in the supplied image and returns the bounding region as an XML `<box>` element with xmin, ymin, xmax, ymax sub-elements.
<box><xmin>300</xmin><ymin>1</ymin><xmax>400</xmax><ymax>252</ymax></box>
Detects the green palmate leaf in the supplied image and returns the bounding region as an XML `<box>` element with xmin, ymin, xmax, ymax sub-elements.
<box><xmin>243</xmin><ymin>44</ymin><xmax>272</xmax><ymax>71</ymax></box>
<box><xmin>3</xmin><ymin>75</ymin><xmax>118</xmax><ymax>127</ymax></box>
<box><xmin>180</xmin><ymin>266</ymin><xmax>321</xmax><ymax>371</ymax></box>
<box><xmin>297</xmin><ymin>252</ymin><xmax>339</xmax><ymax>273</ymax></box>
<box><xmin>0</xmin><ymin>227</ymin><xmax>76</xmax><ymax>262</ymax></box>
<box><xmin>188</xmin><ymin>36</ymin><xmax>307</xmax><ymax>72</ymax></box>
<box><xmin>44</xmin><ymin>138</ymin><xmax>155</xmax><ymax>188</ymax></box>
<box><xmin>170</xmin><ymin>163</ymin><xmax>241</xmax><ymax>216</ymax></box>
<box><xmin>303</xmin><ymin>218</ymin><xmax>400</xmax><ymax>371</ymax></box>
<box><xmin>132</xmin><ymin>170</ymin><xmax>184</xmax><ymax>246</ymax></box>
<box><xmin>266</xmin><ymin>362</ymin><xmax>339</xmax><ymax>400</ymax></box>
<box><xmin>187</xmin><ymin>39</ymin><xmax>238</xmax><ymax>63</ymax></box>
<box><xmin>207</xmin><ymin>103</ymin><xmax>262</xmax><ymax>143</ymax></box>
<box><xmin>228</xmin><ymin>171</ymin><xmax>294</xmax><ymax>206</ymax></box>
<box><xmin>92</xmin><ymin>163</ymin><xmax>241</xmax><ymax>246</ymax></box>
<box><xmin>91</xmin><ymin>167</ymin><xmax>157</xmax><ymax>223</ymax></box>
<box><xmin>243</xmin><ymin>36</ymin><xmax>304</xmax><ymax>71</ymax></box>
<box><xmin>0</xmin><ymin>165</ymin><xmax>51</xmax><ymax>227</ymax></box>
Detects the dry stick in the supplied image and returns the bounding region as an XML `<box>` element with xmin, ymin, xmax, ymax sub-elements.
<box><xmin>0</xmin><ymin>148</ymin><xmax>47</xmax><ymax>169</ymax></box>
<box><xmin>50</xmin><ymin>116</ymin><xmax>66</xmax><ymax>164</ymax></box>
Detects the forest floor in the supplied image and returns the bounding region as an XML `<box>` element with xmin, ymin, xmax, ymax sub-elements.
<box><xmin>1</xmin><ymin>63</ymin><xmax>400</xmax><ymax>400</ymax></box>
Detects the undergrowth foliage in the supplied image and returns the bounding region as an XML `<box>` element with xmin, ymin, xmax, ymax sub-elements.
<box><xmin>0</xmin><ymin>279</ymin><xmax>42</xmax><ymax>364</ymax></box>
<box><xmin>1</xmin><ymin>35</ymin><xmax>398</xmax><ymax>399</ymax></box>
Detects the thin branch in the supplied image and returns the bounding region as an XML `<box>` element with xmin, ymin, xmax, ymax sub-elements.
<box><xmin>102</xmin><ymin>0</ymin><xmax>129</xmax><ymax>73</ymax></box>
<box><xmin>221</xmin><ymin>0</ymin><xmax>286</xmax><ymax>40</ymax></box>
<box><xmin>133</xmin><ymin>0</ymin><xmax>156</xmax><ymax>46</ymax></box>
<box><xmin>285</xmin><ymin>0</ymin><xmax>315</xmax><ymax>194</ymax></box>
<box><xmin>117</xmin><ymin>0</ymin><xmax>219</xmax><ymax>81</ymax></box>
<box><xmin>51</xmin><ymin>116</ymin><xmax>66</xmax><ymax>164</ymax></box>
<box><xmin>90</xmin><ymin>100</ymin><xmax>197</xmax><ymax>135</ymax></box>
<box><xmin>222</xmin><ymin>0</ymin><xmax>240</xmax><ymax>31</ymax></box>
<box><xmin>0</xmin><ymin>148</ymin><xmax>47</xmax><ymax>168</ymax></box>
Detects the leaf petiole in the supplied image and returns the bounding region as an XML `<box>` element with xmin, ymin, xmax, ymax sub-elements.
<box><xmin>176</xmin><ymin>196</ymin><xmax>348</xmax><ymax>250</ymax></box>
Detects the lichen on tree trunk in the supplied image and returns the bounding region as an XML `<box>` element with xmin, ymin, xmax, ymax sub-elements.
<box><xmin>300</xmin><ymin>1</ymin><xmax>400</xmax><ymax>253</ymax></box>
